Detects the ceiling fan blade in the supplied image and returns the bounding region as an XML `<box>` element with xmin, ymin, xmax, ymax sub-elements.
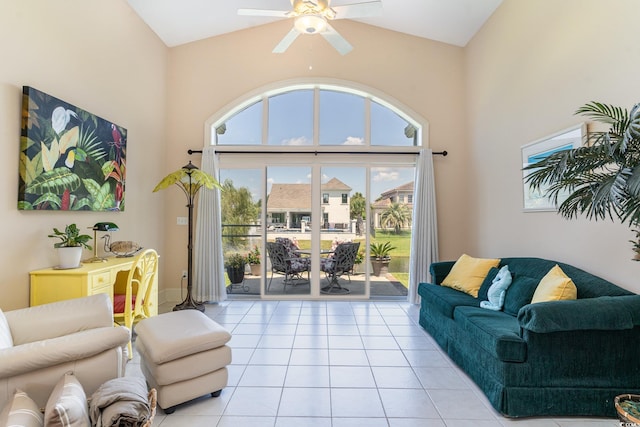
<box><xmin>273</xmin><ymin>27</ymin><xmax>301</xmax><ymax>53</ymax></box>
<box><xmin>320</xmin><ymin>24</ymin><xmax>353</xmax><ymax>55</ymax></box>
<box><xmin>238</xmin><ymin>8</ymin><xmax>290</xmax><ymax>18</ymax></box>
<box><xmin>331</xmin><ymin>1</ymin><xmax>383</xmax><ymax>19</ymax></box>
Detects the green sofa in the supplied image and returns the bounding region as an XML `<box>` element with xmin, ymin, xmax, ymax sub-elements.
<box><xmin>418</xmin><ymin>257</ymin><xmax>640</xmax><ymax>418</ymax></box>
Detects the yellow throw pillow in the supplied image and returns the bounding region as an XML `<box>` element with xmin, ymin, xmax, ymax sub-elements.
<box><xmin>531</xmin><ymin>264</ymin><xmax>577</xmax><ymax>303</ymax></box>
<box><xmin>441</xmin><ymin>254</ymin><xmax>500</xmax><ymax>297</ymax></box>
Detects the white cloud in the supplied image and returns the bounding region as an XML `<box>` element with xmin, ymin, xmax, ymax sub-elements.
<box><xmin>282</xmin><ymin>136</ymin><xmax>310</xmax><ymax>145</ymax></box>
<box><xmin>373</xmin><ymin>171</ymin><xmax>400</xmax><ymax>182</ymax></box>
<box><xmin>342</xmin><ymin>136</ymin><xmax>364</xmax><ymax>145</ymax></box>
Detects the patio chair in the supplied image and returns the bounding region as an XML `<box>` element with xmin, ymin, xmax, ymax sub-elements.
<box><xmin>275</xmin><ymin>237</ymin><xmax>302</xmax><ymax>256</ymax></box>
<box><xmin>266</xmin><ymin>241</ymin><xmax>310</xmax><ymax>293</ymax></box>
<box><xmin>320</xmin><ymin>242</ymin><xmax>360</xmax><ymax>294</ymax></box>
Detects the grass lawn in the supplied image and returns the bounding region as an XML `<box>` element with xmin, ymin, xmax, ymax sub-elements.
<box><xmin>370</xmin><ymin>230</ymin><xmax>411</xmax><ymax>257</ymax></box>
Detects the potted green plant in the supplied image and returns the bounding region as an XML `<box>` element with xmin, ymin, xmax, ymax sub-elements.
<box><xmin>225</xmin><ymin>253</ymin><xmax>246</xmax><ymax>284</ymax></box>
<box><xmin>246</xmin><ymin>245</ymin><xmax>261</xmax><ymax>276</ymax></box>
<box><xmin>370</xmin><ymin>241</ymin><xmax>396</xmax><ymax>276</ymax></box>
<box><xmin>353</xmin><ymin>248</ymin><xmax>364</xmax><ymax>274</ymax></box>
<box><xmin>48</xmin><ymin>224</ymin><xmax>92</xmax><ymax>268</ymax></box>
<box><xmin>525</xmin><ymin>102</ymin><xmax>640</xmax><ymax>228</ymax></box>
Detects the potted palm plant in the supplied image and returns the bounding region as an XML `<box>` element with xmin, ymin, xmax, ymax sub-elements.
<box><xmin>525</xmin><ymin>102</ymin><xmax>640</xmax><ymax>255</ymax></box>
<box><xmin>525</xmin><ymin>102</ymin><xmax>640</xmax><ymax>225</ymax></box>
<box><xmin>225</xmin><ymin>253</ymin><xmax>246</xmax><ymax>284</ymax></box>
<box><xmin>246</xmin><ymin>245</ymin><xmax>261</xmax><ymax>276</ymax></box>
<box><xmin>48</xmin><ymin>223</ymin><xmax>92</xmax><ymax>268</ymax></box>
<box><xmin>370</xmin><ymin>241</ymin><xmax>396</xmax><ymax>276</ymax></box>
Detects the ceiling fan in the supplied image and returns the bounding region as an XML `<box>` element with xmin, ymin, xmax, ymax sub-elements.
<box><xmin>238</xmin><ymin>0</ymin><xmax>383</xmax><ymax>55</ymax></box>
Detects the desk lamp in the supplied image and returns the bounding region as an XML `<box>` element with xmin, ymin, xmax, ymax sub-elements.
<box><xmin>85</xmin><ymin>222</ymin><xmax>119</xmax><ymax>262</ymax></box>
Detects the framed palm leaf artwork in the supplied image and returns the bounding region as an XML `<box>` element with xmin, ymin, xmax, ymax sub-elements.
<box><xmin>19</xmin><ymin>86</ymin><xmax>126</xmax><ymax>211</ymax></box>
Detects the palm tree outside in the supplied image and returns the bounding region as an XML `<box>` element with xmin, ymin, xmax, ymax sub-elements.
<box><xmin>380</xmin><ymin>202</ymin><xmax>412</xmax><ymax>234</ymax></box>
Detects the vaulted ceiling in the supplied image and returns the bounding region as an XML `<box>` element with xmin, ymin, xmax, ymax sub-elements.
<box><xmin>127</xmin><ymin>0</ymin><xmax>503</xmax><ymax>48</ymax></box>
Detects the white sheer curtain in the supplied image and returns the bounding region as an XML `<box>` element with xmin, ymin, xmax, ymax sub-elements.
<box><xmin>194</xmin><ymin>146</ymin><xmax>226</xmax><ymax>302</ymax></box>
<box><xmin>409</xmin><ymin>149</ymin><xmax>439</xmax><ymax>304</ymax></box>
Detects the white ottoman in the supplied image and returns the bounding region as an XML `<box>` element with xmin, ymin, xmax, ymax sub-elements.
<box><xmin>135</xmin><ymin>310</ymin><xmax>232</xmax><ymax>413</ymax></box>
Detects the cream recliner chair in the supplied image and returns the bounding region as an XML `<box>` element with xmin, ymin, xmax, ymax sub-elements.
<box><xmin>0</xmin><ymin>293</ymin><xmax>130</xmax><ymax>409</ymax></box>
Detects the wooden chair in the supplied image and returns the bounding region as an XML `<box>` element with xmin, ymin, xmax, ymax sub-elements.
<box><xmin>113</xmin><ymin>249</ymin><xmax>159</xmax><ymax>358</ymax></box>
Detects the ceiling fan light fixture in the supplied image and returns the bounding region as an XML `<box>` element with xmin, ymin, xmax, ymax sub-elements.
<box><xmin>294</xmin><ymin>14</ymin><xmax>327</xmax><ymax>34</ymax></box>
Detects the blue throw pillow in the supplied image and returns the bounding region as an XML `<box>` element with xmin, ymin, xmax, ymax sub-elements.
<box><xmin>480</xmin><ymin>265</ymin><xmax>512</xmax><ymax>311</ymax></box>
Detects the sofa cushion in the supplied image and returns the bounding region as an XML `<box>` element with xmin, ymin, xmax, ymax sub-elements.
<box><xmin>531</xmin><ymin>264</ymin><xmax>577</xmax><ymax>303</ymax></box>
<box><xmin>477</xmin><ymin>267</ymin><xmax>500</xmax><ymax>301</ymax></box>
<box><xmin>441</xmin><ymin>254</ymin><xmax>500</xmax><ymax>297</ymax></box>
<box><xmin>113</xmin><ymin>293</ymin><xmax>137</xmax><ymax>313</ymax></box>
<box><xmin>418</xmin><ymin>282</ymin><xmax>479</xmax><ymax>319</ymax></box>
<box><xmin>499</xmin><ymin>257</ymin><xmax>633</xmax><ymax>299</ymax></box>
<box><xmin>44</xmin><ymin>372</ymin><xmax>90</xmax><ymax>427</ymax></box>
<box><xmin>0</xmin><ymin>389</ymin><xmax>43</xmax><ymax>427</ymax></box>
<box><xmin>503</xmin><ymin>274</ymin><xmax>539</xmax><ymax>316</ymax></box>
<box><xmin>518</xmin><ymin>295</ymin><xmax>640</xmax><ymax>333</ymax></box>
<box><xmin>0</xmin><ymin>309</ymin><xmax>13</xmax><ymax>349</ymax></box>
<box><xmin>454</xmin><ymin>306</ymin><xmax>527</xmax><ymax>362</ymax></box>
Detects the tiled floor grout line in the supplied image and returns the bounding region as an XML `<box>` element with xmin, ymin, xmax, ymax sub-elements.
<box><xmin>138</xmin><ymin>300</ymin><xmax>621</xmax><ymax>427</ymax></box>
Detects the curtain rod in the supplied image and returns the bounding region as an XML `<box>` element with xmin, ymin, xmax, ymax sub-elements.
<box><xmin>187</xmin><ymin>149</ymin><xmax>448</xmax><ymax>156</ymax></box>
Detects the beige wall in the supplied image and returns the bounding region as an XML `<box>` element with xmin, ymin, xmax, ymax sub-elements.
<box><xmin>9</xmin><ymin>1</ymin><xmax>634</xmax><ymax>307</ymax></box>
<box><xmin>163</xmin><ymin>20</ymin><xmax>470</xmax><ymax>295</ymax></box>
<box><xmin>0</xmin><ymin>0</ymin><xmax>167</xmax><ymax>309</ymax></box>
<box><xmin>466</xmin><ymin>0</ymin><xmax>640</xmax><ymax>292</ymax></box>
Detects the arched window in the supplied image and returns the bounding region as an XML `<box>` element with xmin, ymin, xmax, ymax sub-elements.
<box><xmin>204</xmin><ymin>80</ymin><xmax>429</xmax><ymax>300</ymax></box>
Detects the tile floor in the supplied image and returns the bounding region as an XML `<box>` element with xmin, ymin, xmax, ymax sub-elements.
<box><xmin>126</xmin><ymin>300</ymin><xmax>620</xmax><ymax>427</ymax></box>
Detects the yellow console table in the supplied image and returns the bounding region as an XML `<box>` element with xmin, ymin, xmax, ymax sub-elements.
<box><xmin>29</xmin><ymin>256</ymin><xmax>158</xmax><ymax>316</ymax></box>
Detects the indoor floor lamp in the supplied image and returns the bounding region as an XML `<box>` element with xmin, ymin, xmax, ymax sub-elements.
<box><xmin>154</xmin><ymin>161</ymin><xmax>220</xmax><ymax>312</ymax></box>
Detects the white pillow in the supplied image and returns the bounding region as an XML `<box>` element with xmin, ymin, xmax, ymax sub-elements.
<box><xmin>44</xmin><ymin>372</ymin><xmax>90</xmax><ymax>427</ymax></box>
<box><xmin>0</xmin><ymin>309</ymin><xmax>13</xmax><ymax>349</ymax></box>
<box><xmin>0</xmin><ymin>389</ymin><xmax>44</xmax><ymax>427</ymax></box>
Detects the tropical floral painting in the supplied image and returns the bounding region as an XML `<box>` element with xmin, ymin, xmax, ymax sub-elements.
<box><xmin>19</xmin><ymin>86</ymin><xmax>126</xmax><ymax>211</ymax></box>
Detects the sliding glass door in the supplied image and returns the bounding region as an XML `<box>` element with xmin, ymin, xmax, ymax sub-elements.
<box><xmin>319</xmin><ymin>167</ymin><xmax>366</xmax><ymax>297</ymax></box>
<box><xmin>219</xmin><ymin>159</ymin><xmax>414</xmax><ymax>299</ymax></box>
<box><xmin>265</xmin><ymin>166</ymin><xmax>313</xmax><ymax>296</ymax></box>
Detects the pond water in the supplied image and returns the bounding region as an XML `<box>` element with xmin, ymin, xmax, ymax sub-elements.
<box><xmin>389</xmin><ymin>256</ymin><xmax>410</xmax><ymax>273</ymax></box>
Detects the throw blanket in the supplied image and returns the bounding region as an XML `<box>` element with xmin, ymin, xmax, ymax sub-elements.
<box><xmin>88</xmin><ymin>377</ymin><xmax>150</xmax><ymax>427</ymax></box>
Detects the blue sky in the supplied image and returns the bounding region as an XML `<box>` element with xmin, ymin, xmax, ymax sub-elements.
<box><xmin>219</xmin><ymin>89</ymin><xmax>415</xmax><ymax>147</ymax></box>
